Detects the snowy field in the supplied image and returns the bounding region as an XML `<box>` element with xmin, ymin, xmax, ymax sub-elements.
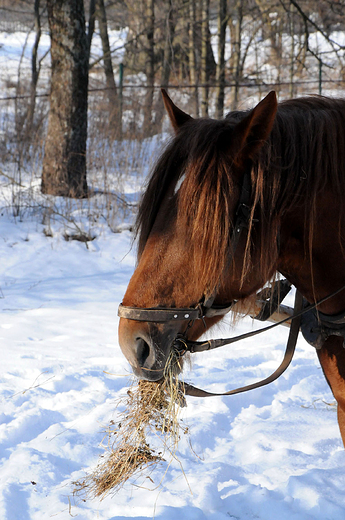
<box><xmin>0</xmin><ymin>23</ymin><xmax>345</xmax><ymax>520</ymax></box>
<box><xmin>0</xmin><ymin>192</ymin><xmax>345</xmax><ymax>520</ymax></box>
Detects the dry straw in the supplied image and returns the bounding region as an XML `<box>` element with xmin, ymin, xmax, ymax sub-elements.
<box><xmin>74</xmin><ymin>350</ymin><xmax>189</xmax><ymax>499</ymax></box>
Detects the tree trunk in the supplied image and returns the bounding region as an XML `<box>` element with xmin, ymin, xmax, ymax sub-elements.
<box><xmin>229</xmin><ymin>0</ymin><xmax>243</xmax><ymax>110</ymax></box>
<box><xmin>254</xmin><ymin>0</ymin><xmax>283</xmax><ymax>64</ymax></box>
<box><xmin>25</xmin><ymin>0</ymin><xmax>41</xmax><ymax>140</ymax></box>
<box><xmin>95</xmin><ymin>0</ymin><xmax>118</xmax><ymax>133</ymax></box>
<box><xmin>215</xmin><ymin>0</ymin><xmax>227</xmax><ymax>118</ymax></box>
<box><xmin>289</xmin><ymin>1</ymin><xmax>295</xmax><ymax>98</ymax></box>
<box><xmin>189</xmin><ymin>0</ymin><xmax>199</xmax><ymax>116</ymax></box>
<box><xmin>87</xmin><ymin>0</ymin><xmax>96</xmax><ymax>58</ymax></box>
<box><xmin>161</xmin><ymin>0</ymin><xmax>175</xmax><ymax>89</ymax></box>
<box><xmin>143</xmin><ymin>0</ymin><xmax>155</xmax><ymax>135</ymax></box>
<box><xmin>200</xmin><ymin>0</ymin><xmax>210</xmax><ymax>117</ymax></box>
<box><xmin>42</xmin><ymin>0</ymin><xmax>89</xmax><ymax>198</ymax></box>
<box><xmin>154</xmin><ymin>0</ymin><xmax>176</xmax><ymax>129</ymax></box>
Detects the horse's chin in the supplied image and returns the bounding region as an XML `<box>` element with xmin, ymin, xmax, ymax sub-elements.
<box><xmin>132</xmin><ymin>365</ymin><xmax>164</xmax><ymax>382</ymax></box>
<box><xmin>131</xmin><ymin>350</ymin><xmax>184</xmax><ymax>382</ymax></box>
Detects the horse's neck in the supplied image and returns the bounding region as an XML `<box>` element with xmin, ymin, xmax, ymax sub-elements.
<box><xmin>278</xmin><ymin>195</ymin><xmax>345</xmax><ymax>314</ymax></box>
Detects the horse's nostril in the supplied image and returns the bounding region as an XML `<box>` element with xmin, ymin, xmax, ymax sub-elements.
<box><xmin>135</xmin><ymin>337</ymin><xmax>151</xmax><ymax>367</ymax></box>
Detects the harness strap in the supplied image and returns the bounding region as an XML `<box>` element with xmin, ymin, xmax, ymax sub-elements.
<box><xmin>182</xmin><ymin>290</ymin><xmax>303</xmax><ymax>397</ymax></box>
<box><xmin>301</xmin><ymin>302</ymin><xmax>345</xmax><ymax>349</ymax></box>
<box><xmin>317</xmin><ymin>308</ymin><xmax>345</xmax><ymax>326</ymax></box>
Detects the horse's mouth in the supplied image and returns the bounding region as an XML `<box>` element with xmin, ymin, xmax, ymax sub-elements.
<box><xmin>131</xmin><ymin>345</ymin><xmax>184</xmax><ymax>382</ymax></box>
<box><xmin>119</xmin><ymin>317</ymin><xmax>186</xmax><ymax>382</ymax></box>
<box><xmin>132</xmin><ymin>364</ymin><xmax>165</xmax><ymax>382</ymax></box>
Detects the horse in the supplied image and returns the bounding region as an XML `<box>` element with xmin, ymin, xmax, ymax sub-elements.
<box><xmin>118</xmin><ymin>89</ymin><xmax>345</xmax><ymax>446</ymax></box>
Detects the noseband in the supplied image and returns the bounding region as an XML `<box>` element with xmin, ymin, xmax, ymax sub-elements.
<box><xmin>117</xmin><ymin>298</ymin><xmax>233</xmax><ymax>324</ymax></box>
<box><xmin>119</xmin><ymin>281</ymin><xmax>297</xmax><ymax>358</ymax></box>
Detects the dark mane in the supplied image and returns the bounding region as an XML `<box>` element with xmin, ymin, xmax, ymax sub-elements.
<box><xmin>136</xmin><ymin>96</ymin><xmax>345</xmax><ymax>292</ymax></box>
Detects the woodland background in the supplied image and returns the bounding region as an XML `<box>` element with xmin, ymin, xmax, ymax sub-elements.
<box><xmin>0</xmin><ymin>0</ymin><xmax>344</xmax><ymax>210</ymax></box>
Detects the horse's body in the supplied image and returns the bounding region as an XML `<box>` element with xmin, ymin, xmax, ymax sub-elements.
<box><xmin>119</xmin><ymin>91</ymin><xmax>345</xmax><ymax>445</ymax></box>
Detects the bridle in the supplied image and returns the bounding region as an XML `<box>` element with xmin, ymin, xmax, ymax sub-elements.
<box><xmin>118</xmin><ymin>167</ymin><xmax>297</xmax><ymax>397</ymax></box>
<box><xmin>118</xmin><ymin>167</ymin><xmax>345</xmax><ymax>397</ymax></box>
<box><xmin>119</xmin><ymin>283</ymin><xmax>345</xmax><ymax>398</ymax></box>
<box><xmin>118</xmin><ymin>279</ymin><xmax>303</xmax><ymax>397</ymax></box>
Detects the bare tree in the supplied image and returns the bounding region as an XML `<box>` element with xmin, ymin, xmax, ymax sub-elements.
<box><xmin>96</xmin><ymin>0</ymin><xmax>118</xmax><ymax>131</ymax></box>
<box><xmin>143</xmin><ymin>0</ymin><xmax>155</xmax><ymax>135</ymax></box>
<box><xmin>25</xmin><ymin>0</ymin><xmax>41</xmax><ymax>139</ymax></box>
<box><xmin>200</xmin><ymin>0</ymin><xmax>210</xmax><ymax>117</ymax></box>
<box><xmin>229</xmin><ymin>0</ymin><xmax>244</xmax><ymax>110</ymax></box>
<box><xmin>215</xmin><ymin>0</ymin><xmax>227</xmax><ymax>118</ymax></box>
<box><xmin>87</xmin><ymin>0</ymin><xmax>96</xmax><ymax>56</ymax></box>
<box><xmin>189</xmin><ymin>0</ymin><xmax>199</xmax><ymax>116</ymax></box>
<box><xmin>42</xmin><ymin>0</ymin><xmax>89</xmax><ymax>198</ymax></box>
<box><xmin>154</xmin><ymin>0</ymin><xmax>176</xmax><ymax>128</ymax></box>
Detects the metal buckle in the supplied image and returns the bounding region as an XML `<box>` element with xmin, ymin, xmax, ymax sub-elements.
<box><xmin>172</xmin><ymin>334</ymin><xmax>189</xmax><ymax>357</ymax></box>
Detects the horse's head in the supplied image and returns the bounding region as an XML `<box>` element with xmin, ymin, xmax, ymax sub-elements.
<box><xmin>119</xmin><ymin>91</ymin><xmax>278</xmax><ymax>381</ymax></box>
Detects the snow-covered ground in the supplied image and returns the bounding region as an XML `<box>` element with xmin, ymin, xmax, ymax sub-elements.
<box><xmin>0</xmin><ymin>22</ymin><xmax>345</xmax><ymax>520</ymax></box>
<box><xmin>0</xmin><ymin>198</ymin><xmax>345</xmax><ymax>520</ymax></box>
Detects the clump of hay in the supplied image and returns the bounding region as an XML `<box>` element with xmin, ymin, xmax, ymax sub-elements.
<box><xmin>74</xmin><ymin>351</ymin><xmax>189</xmax><ymax>499</ymax></box>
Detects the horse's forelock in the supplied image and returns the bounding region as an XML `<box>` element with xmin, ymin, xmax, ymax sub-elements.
<box><xmin>135</xmin><ymin>133</ymin><xmax>188</xmax><ymax>257</ymax></box>
<box><xmin>135</xmin><ymin>118</ymin><xmax>236</xmax><ymax>260</ymax></box>
<box><xmin>177</xmin><ymin>124</ymin><xmax>238</xmax><ymax>293</ymax></box>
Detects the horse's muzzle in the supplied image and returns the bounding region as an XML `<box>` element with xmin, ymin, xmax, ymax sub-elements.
<box><xmin>132</xmin><ymin>335</ymin><xmax>164</xmax><ymax>380</ymax></box>
<box><xmin>118</xmin><ymin>318</ymin><xmax>180</xmax><ymax>381</ymax></box>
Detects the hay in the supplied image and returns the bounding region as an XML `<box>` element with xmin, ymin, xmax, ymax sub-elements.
<box><xmin>74</xmin><ymin>351</ymin><xmax>188</xmax><ymax>499</ymax></box>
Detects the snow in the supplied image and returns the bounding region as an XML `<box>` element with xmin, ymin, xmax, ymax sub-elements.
<box><xmin>0</xmin><ymin>31</ymin><xmax>51</xmax><ymax>93</ymax></box>
<box><xmin>0</xmin><ymin>200</ymin><xmax>345</xmax><ymax>520</ymax></box>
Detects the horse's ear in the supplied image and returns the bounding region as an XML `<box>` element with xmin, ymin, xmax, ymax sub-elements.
<box><xmin>161</xmin><ymin>89</ymin><xmax>193</xmax><ymax>133</ymax></box>
<box><xmin>234</xmin><ymin>91</ymin><xmax>278</xmax><ymax>162</ymax></box>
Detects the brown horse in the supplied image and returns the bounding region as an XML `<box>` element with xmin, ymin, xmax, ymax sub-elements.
<box><xmin>119</xmin><ymin>90</ymin><xmax>345</xmax><ymax>446</ymax></box>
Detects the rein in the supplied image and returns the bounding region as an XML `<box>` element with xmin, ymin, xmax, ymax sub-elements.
<box><xmin>118</xmin><ymin>284</ymin><xmax>345</xmax><ymax>398</ymax></box>
<box><xmin>180</xmin><ymin>290</ymin><xmax>303</xmax><ymax>397</ymax></box>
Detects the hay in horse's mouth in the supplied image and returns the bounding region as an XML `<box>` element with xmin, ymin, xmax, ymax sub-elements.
<box><xmin>73</xmin><ymin>351</ymin><xmax>188</xmax><ymax>499</ymax></box>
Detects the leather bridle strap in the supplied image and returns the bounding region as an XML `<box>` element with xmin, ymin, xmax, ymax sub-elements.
<box><xmin>118</xmin><ymin>303</ymin><xmax>204</xmax><ymax>322</ymax></box>
<box><xmin>181</xmin><ymin>290</ymin><xmax>303</xmax><ymax>397</ymax></box>
<box><xmin>174</xmin><ymin>281</ymin><xmax>345</xmax><ymax>355</ymax></box>
<box><xmin>118</xmin><ymin>300</ymin><xmax>234</xmax><ymax>322</ymax></box>
<box><xmin>119</xmin><ymin>282</ymin><xmax>345</xmax><ymax>397</ymax></box>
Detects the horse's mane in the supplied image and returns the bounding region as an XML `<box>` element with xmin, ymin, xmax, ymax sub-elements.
<box><xmin>136</xmin><ymin>96</ymin><xmax>345</xmax><ymax>294</ymax></box>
